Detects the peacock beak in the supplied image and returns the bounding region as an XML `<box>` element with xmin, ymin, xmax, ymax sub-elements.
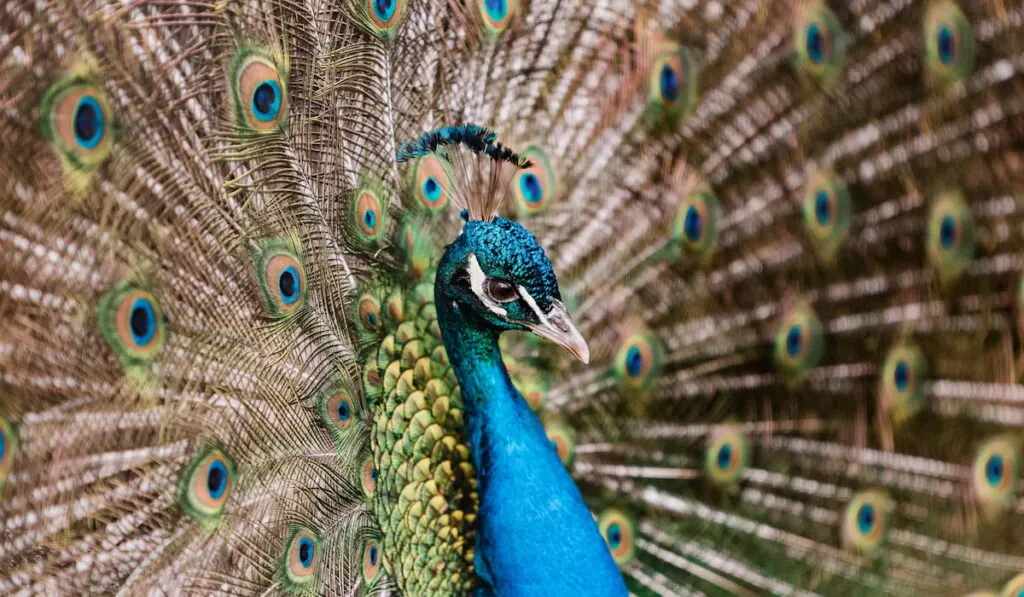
<box><xmin>521</xmin><ymin>300</ymin><xmax>590</xmax><ymax>364</ymax></box>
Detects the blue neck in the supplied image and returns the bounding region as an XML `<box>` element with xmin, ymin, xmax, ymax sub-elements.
<box><xmin>435</xmin><ymin>296</ymin><xmax>627</xmax><ymax>597</ymax></box>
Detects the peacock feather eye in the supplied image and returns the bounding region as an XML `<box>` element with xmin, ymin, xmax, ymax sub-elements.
<box><xmin>927</xmin><ymin>189</ymin><xmax>974</xmax><ymax>285</ymax></box>
<box><xmin>1002</xmin><ymin>573</ymin><xmax>1024</xmax><ymax>597</ymax></box>
<box><xmin>512</xmin><ymin>146</ymin><xmax>557</xmax><ymax>216</ymax></box>
<box><xmin>351</xmin><ymin>186</ymin><xmax>388</xmax><ymax>246</ymax></box>
<box><xmin>597</xmin><ymin>509</ymin><xmax>637</xmax><ymax>566</ymax></box>
<box><xmin>773</xmin><ymin>305</ymin><xmax>824</xmax><ymax>376</ymax></box>
<box><xmin>40</xmin><ymin>76</ymin><xmax>115</xmax><ymax>174</ymax></box>
<box><xmin>0</xmin><ymin>418</ymin><xmax>18</xmax><ymax>491</ymax></box>
<box><xmin>841</xmin><ymin>490</ymin><xmax>892</xmax><ymax>554</ymax></box>
<box><xmin>545</xmin><ymin>422</ymin><xmax>576</xmax><ymax>468</ymax></box>
<box><xmin>924</xmin><ymin>1</ymin><xmax>974</xmax><ymax>85</ymax></box>
<box><xmin>879</xmin><ymin>343</ymin><xmax>928</xmax><ymax>423</ymax></box>
<box><xmin>613</xmin><ymin>332</ymin><xmax>663</xmax><ymax>392</ymax></box>
<box><xmin>179</xmin><ymin>448</ymin><xmax>235</xmax><ymax>528</ymax></box>
<box><xmin>360</xmin><ymin>453</ymin><xmax>378</xmax><ymax>498</ymax></box>
<box><xmin>366</xmin><ymin>0</ymin><xmax>407</xmax><ymax>39</ymax></box>
<box><xmin>704</xmin><ymin>426</ymin><xmax>749</xmax><ymax>487</ymax></box>
<box><xmin>362</xmin><ymin>538</ymin><xmax>383</xmax><ymax>584</ymax></box>
<box><xmin>794</xmin><ymin>1</ymin><xmax>846</xmax><ymax>85</ymax></box>
<box><xmin>973</xmin><ymin>436</ymin><xmax>1019</xmax><ymax>516</ymax></box>
<box><xmin>477</xmin><ymin>0</ymin><xmax>518</xmax><ymax>36</ymax></box>
<box><xmin>279</xmin><ymin>527</ymin><xmax>320</xmax><ymax>592</ymax></box>
<box><xmin>98</xmin><ymin>283</ymin><xmax>167</xmax><ymax>369</ymax></box>
<box><xmin>231</xmin><ymin>49</ymin><xmax>287</xmax><ymax>133</ymax></box>
<box><xmin>647</xmin><ymin>43</ymin><xmax>699</xmax><ymax>127</ymax></box>
<box><xmin>318</xmin><ymin>382</ymin><xmax>361</xmax><ymax>443</ymax></box>
<box><xmin>411</xmin><ymin>154</ymin><xmax>451</xmax><ymax>214</ymax></box>
<box><xmin>253</xmin><ymin>240</ymin><xmax>307</xmax><ymax>317</ymax></box>
<box><xmin>801</xmin><ymin>169</ymin><xmax>852</xmax><ymax>258</ymax></box>
<box><xmin>671</xmin><ymin>190</ymin><xmax>721</xmax><ymax>260</ymax></box>
<box><xmin>357</xmin><ymin>293</ymin><xmax>384</xmax><ymax>334</ymax></box>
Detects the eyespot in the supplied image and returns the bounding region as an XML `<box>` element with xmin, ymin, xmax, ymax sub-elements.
<box><xmin>545</xmin><ymin>423</ymin><xmax>576</xmax><ymax>467</ymax></box>
<box><xmin>363</xmin><ymin>538</ymin><xmax>383</xmax><ymax>583</ymax></box>
<box><xmin>231</xmin><ymin>50</ymin><xmax>287</xmax><ymax>132</ymax></box>
<box><xmin>361</xmin><ymin>454</ymin><xmax>378</xmax><ymax>498</ymax></box>
<box><xmin>485</xmin><ymin>278</ymin><xmax>518</xmax><ymax>303</ymax></box>
<box><xmin>801</xmin><ymin>170</ymin><xmax>852</xmax><ymax>257</ymax></box>
<box><xmin>614</xmin><ymin>332</ymin><xmax>662</xmax><ymax>391</ymax></box>
<box><xmin>512</xmin><ymin>146</ymin><xmax>557</xmax><ymax>216</ymax></box>
<box><xmin>320</xmin><ymin>385</ymin><xmax>360</xmax><ymax>440</ymax></box>
<box><xmin>41</xmin><ymin>77</ymin><xmax>114</xmax><ymax>173</ymax></box>
<box><xmin>924</xmin><ymin>1</ymin><xmax>974</xmax><ymax>84</ymax></box>
<box><xmin>351</xmin><ymin>187</ymin><xmax>387</xmax><ymax>246</ymax></box>
<box><xmin>794</xmin><ymin>2</ymin><xmax>846</xmax><ymax>85</ymax></box>
<box><xmin>704</xmin><ymin>426</ymin><xmax>749</xmax><ymax>486</ymax></box>
<box><xmin>366</xmin><ymin>0</ymin><xmax>406</xmax><ymax>38</ymax></box>
<box><xmin>477</xmin><ymin>0</ymin><xmax>518</xmax><ymax>35</ymax></box>
<box><xmin>1002</xmin><ymin>573</ymin><xmax>1024</xmax><ymax>597</ymax></box>
<box><xmin>672</xmin><ymin>191</ymin><xmax>721</xmax><ymax>259</ymax></box>
<box><xmin>515</xmin><ymin>375</ymin><xmax>548</xmax><ymax>412</ymax></box>
<box><xmin>282</xmin><ymin>528</ymin><xmax>320</xmax><ymax>587</ymax></box>
<box><xmin>841</xmin><ymin>490</ymin><xmax>891</xmax><ymax>554</ymax></box>
<box><xmin>357</xmin><ymin>294</ymin><xmax>383</xmax><ymax>333</ymax></box>
<box><xmin>597</xmin><ymin>509</ymin><xmax>636</xmax><ymax>566</ymax></box>
<box><xmin>973</xmin><ymin>436</ymin><xmax>1019</xmax><ymax>516</ymax></box>
<box><xmin>0</xmin><ymin>418</ymin><xmax>17</xmax><ymax>490</ymax></box>
<box><xmin>411</xmin><ymin>154</ymin><xmax>451</xmax><ymax>213</ymax></box>
<box><xmin>647</xmin><ymin>43</ymin><xmax>699</xmax><ymax>126</ymax></box>
<box><xmin>927</xmin><ymin>190</ymin><xmax>974</xmax><ymax>285</ymax></box>
<box><xmin>180</xmin><ymin>448</ymin><xmax>235</xmax><ymax>527</ymax></box>
<box><xmin>773</xmin><ymin>305</ymin><xmax>824</xmax><ymax>376</ymax></box>
<box><xmin>98</xmin><ymin>284</ymin><xmax>166</xmax><ymax>367</ymax></box>
<box><xmin>256</xmin><ymin>244</ymin><xmax>306</xmax><ymax>316</ymax></box>
<box><xmin>879</xmin><ymin>343</ymin><xmax>928</xmax><ymax>423</ymax></box>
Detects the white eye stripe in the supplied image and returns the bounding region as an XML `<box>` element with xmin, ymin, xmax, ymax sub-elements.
<box><xmin>518</xmin><ymin>285</ymin><xmax>548</xmax><ymax>324</ymax></box>
<box><xmin>465</xmin><ymin>254</ymin><xmax>507</xmax><ymax>317</ymax></box>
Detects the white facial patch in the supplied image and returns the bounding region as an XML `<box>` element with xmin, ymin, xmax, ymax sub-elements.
<box><xmin>465</xmin><ymin>253</ymin><xmax>508</xmax><ymax>317</ymax></box>
<box><xmin>518</xmin><ymin>285</ymin><xmax>549</xmax><ymax>325</ymax></box>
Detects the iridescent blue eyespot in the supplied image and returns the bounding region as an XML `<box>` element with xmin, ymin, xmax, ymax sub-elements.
<box><xmin>806</xmin><ymin>23</ymin><xmax>825</xmax><ymax>64</ymax></box>
<box><xmin>660</xmin><ymin>64</ymin><xmax>680</xmax><ymax>102</ymax></box>
<box><xmin>129</xmin><ymin>297</ymin><xmax>157</xmax><ymax>347</ymax></box>
<box><xmin>373</xmin><ymin>0</ymin><xmax>396</xmax><ymax>21</ymax></box>
<box><xmin>607</xmin><ymin>523</ymin><xmax>622</xmax><ymax>548</ymax></box>
<box><xmin>857</xmin><ymin>503</ymin><xmax>875</xmax><ymax>534</ymax></box>
<box><xmin>369</xmin><ymin>544</ymin><xmax>379</xmax><ymax>566</ymax></box>
<box><xmin>786</xmin><ymin>325</ymin><xmax>802</xmax><ymax>357</ymax></box>
<box><xmin>337</xmin><ymin>400</ymin><xmax>351</xmax><ymax>421</ymax></box>
<box><xmin>484</xmin><ymin>0</ymin><xmax>507</xmax><ymax>20</ymax></box>
<box><xmin>939</xmin><ymin>215</ymin><xmax>957</xmax><ymax>249</ymax></box>
<box><xmin>74</xmin><ymin>96</ymin><xmax>105</xmax><ymax>149</ymax></box>
<box><xmin>814</xmin><ymin>190</ymin><xmax>831</xmax><ymax>225</ymax></box>
<box><xmin>298</xmin><ymin>536</ymin><xmax>315</xmax><ymax>568</ymax></box>
<box><xmin>987</xmin><ymin>455</ymin><xmax>1005</xmax><ymax>487</ymax></box>
<box><xmin>520</xmin><ymin>173</ymin><xmax>543</xmax><ymax>204</ymax></box>
<box><xmin>625</xmin><ymin>346</ymin><xmax>643</xmax><ymax>377</ymax></box>
<box><xmin>278</xmin><ymin>265</ymin><xmax>300</xmax><ymax>305</ymax></box>
<box><xmin>423</xmin><ymin>177</ymin><xmax>442</xmax><ymax>202</ymax></box>
<box><xmin>363</xmin><ymin>209</ymin><xmax>377</xmax><ymax>230</ymax></box>
<box><xmin>207</xmin><ymin>459</ymin><xmax>228</xmax><ymax>500</ymax></box>
<box><xmin>717</xmin><ymin>444</ymin><xmax>732</xmax><ymax>469</ymax></box>
<box><xmin>684</xmin><ymin>205</ymin><xmax>703</xmax><ymax>242</ymax></box>
<box><xmin>250</xmin><ymin>80</ymin><xmax>282</xmax><ymax>123</ymax></box>
<box><xmin>938</xmin><ymin>25</ymin><xmax>956</xmax><ymax>64</ymax></box>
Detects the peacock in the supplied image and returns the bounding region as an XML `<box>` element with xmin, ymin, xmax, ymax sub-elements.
<box><xmin>3</xmin><ymin>0</ymin><xmax>1024</xmax><ymax>594</ymax></box>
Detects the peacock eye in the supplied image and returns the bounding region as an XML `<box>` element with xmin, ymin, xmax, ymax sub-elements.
<box><xmin>486</xmin><ymin>278</ymin><xmax>517</xmax><ymax>303</ymax></box>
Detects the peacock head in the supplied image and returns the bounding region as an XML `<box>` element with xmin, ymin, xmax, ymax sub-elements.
<box><xmin>437</xmin><ymin>215</ymin><xmax>589</xmax><ymax>363</ymax></box>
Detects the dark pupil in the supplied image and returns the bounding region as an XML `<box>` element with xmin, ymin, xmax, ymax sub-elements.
<box><xmin>786</xmin><ymin>326</ymin><xmax>802</xmax><ymax>357</ymax></box>
<box><xmin>858</xmin><ymin>505</ymin><xmax>875</xmax><ymax>529</ymax></box>
<box><xmin>608</xmin><ymin>524</ymin><xmax>622</xmax><ymax>546</ymax></box>
<box><xmin>130</xmin><ymin>305</ymin><xmax>150</xmax><ymax>339</ymax></box>
<box><xmin>371</xmin><ymin>467</ymin><xmax>379</xmax><ymax>482</ymax></box>
<box><xmin>279</xmin><ymin>270</ymin><xmax>296</xmax><ymax>298</ymax></box>
<box><xmin>523</xmin><ymin>173</ymin><xmax>542</xmax><ymax>201</ymax></box>
<box><xmin>806</xmin><ymin>23</ymin><xmax>825</xmax><ymax>64</ymax></box>
<box><xmin>0</xmin><ymin>431</ymin><xmax>6</xmax><ymax>461</ymax></box>
<box><xmin>254</xmin><ymin>82</ymin><xmax>276</xmax><ymax>116</ymax></box>
<box><xmin>987</xmin><ymin>455</ymin><xmax>1004</xmax><ymax>483</ymax></box>
<box><xmin>938</xmin><ymin>26</ymin><xmax>956</xmax><ymax>64</ymax></box>
<box><xmin>75</xmin><ymin>102</ymin><xmax>99</xmax><ymax>143</ymax></box>
<box><xmin>207</xmin><ymin>465</ymin><xmax>225</xmax><ymax>493</ymax></box>
<box><xmin>337</xmin><ymin>401</ymin><xmax>350</xmax><ymax>419</ymax></box>
<box><xmin>939</xmin><ymin>215</ymin><xmax>957</xmax><ymax>249</ymax></box>
<box><xmin>660</xmin><ymin>64</ymin><xmax>680</xmax><ymax>102</ymax></box>
<box><xmin>814</xmin><ymin>190</ymin><xmax>831</xmax><ymax>225</ymax></box>
<box><xmin>894</xmin><ymin>361</ymin><xmax>909</xmax><ymax>391</ymax></box>
<box><xmin>368</xmin><ymin>312</ymin><xmax>378</xmax><ymax>326</ymax></box>
<box><xmin>425</xmin><ymin>178</ymin><xmax>439</xmax><ymax>195</ymax></box>
<box><xmin>684</xmin><ymin>205</ymin><xmax>702</xmax><ymax>241</ymax></box>
<box><xmin>625</xmin><ymin>346</ymin><xmax>644</xmax><ymax>377</ymax></box>
<box><xmin>717</xmin><ymin>444</ymin><xmax>732</xmax><ymax>469</ymax></box>
<box><xmin>364</xmin><ymin>209</ymin><xmax>376</xmax><ymax>228</ymax></box>
<box><xmin>369</xmin><ymin>545</ymin><xmax>379</xmax><ymax>565</ymax></box>
<box><xmin>375</xmin><ymin>0</ymin><xmax>392</xmax><ymax>14</ymax></box>
<box><xmin>299</xmin><ymin>540</ymin><xmax>313</xmax><ymax>565</ymax></box>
